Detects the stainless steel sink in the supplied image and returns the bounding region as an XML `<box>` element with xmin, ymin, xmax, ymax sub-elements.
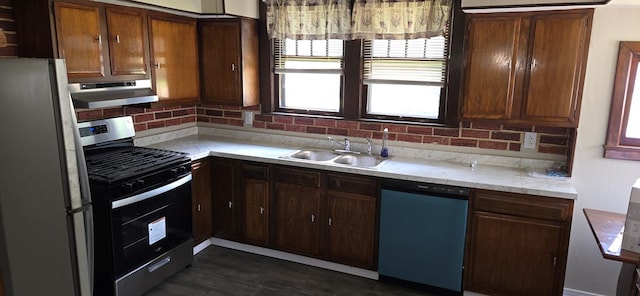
<box><xmin>333</xmin><ymin>154</ymin><xmax>388</xmax><ymax>168</ymax></box>
<box><xmin>285</xmin><ymin>149</ymin><xmax>340</xmax><ymax>161</ymax></box>
<box><xmin>281</xmin><ymin>148</ymin><xmax>389</xmax><ymax>169</ymax></box>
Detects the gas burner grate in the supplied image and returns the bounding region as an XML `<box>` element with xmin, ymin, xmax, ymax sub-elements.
<box><xmin>85</xmin><ymin>147</ymin><xmax>189</xmax><ymax>182</ymax></box>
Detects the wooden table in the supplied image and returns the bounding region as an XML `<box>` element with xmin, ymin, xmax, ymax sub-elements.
<box><xmin>584</xmin><ymin>208</ymin><xmax>640</xmax><ymax>295</ymax></box>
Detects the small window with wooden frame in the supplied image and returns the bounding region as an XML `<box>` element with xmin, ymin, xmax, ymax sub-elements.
<box><xmin>605</xmin><ymin>41</ymin><xmax>640</xmax><ymax>160</ymax></box>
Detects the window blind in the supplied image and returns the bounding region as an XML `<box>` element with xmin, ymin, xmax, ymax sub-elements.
<box><xmin>363</xmin><ymin>33</ymin><xmax>448</xmax><ymax>86</ymax></box>
<box><xmin>273</xmin><ymin>39</ymin><xmax>344</xmax><ymax>74</ymax></box>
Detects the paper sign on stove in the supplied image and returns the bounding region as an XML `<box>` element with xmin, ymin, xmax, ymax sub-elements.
<box><xmin>148</xmin><ymin>217</ymin><xmax>167</xmax><ymax>245</ymax></box>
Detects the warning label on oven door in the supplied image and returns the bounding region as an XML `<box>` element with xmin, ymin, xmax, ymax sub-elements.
<box><xmin>148</xmin><ymin>217</ymin><xmax>167</xmax><ymax>245</ymax></box>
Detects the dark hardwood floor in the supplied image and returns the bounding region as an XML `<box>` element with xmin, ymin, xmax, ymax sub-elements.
<box><xmin>143</xmin><ymin>245</ymin><xmax>435</xmax><ymax>296</ymax></box>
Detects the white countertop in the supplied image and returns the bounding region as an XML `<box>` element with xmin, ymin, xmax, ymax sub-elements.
<box><xmin>145</xmin><ymin>133</ymin><xmax>577</xmax><ymax>199</ymax></box>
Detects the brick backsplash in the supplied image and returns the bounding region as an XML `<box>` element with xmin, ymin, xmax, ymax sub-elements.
<box><xmin>199</xmin><ymin>105</ymin><xmax>572</xmax><ymax>156</ymax></box>
<box><xmin>75</xmin><ymin>106</ymin><xmax>197</xmax><ymax>132</ymax></box>
<box><xmin>75</xmin><ymin>104</ymin><xmax>570</xmax><ymax>156</ymax></box>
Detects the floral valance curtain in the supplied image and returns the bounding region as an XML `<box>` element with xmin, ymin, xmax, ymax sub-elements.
<box><xmin>265</xmin><ymin>0</ymin><xmax>352</xmax><ymax>40</ymax></box>
<box><xmin>351</xmin><ymin>0</ymin><xmax>451</xmax><ymax>40</ymax></box>
<box><xmin>265</xmin><ymin>0</ymin><xmax>452</xmax><ymax>40</ymax></box>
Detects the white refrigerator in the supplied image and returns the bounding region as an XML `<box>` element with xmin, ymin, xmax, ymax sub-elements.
<box><xmin>0</xmin><ymin>59</ymin><xmax>93</xmax><ymax>295</ymax></box>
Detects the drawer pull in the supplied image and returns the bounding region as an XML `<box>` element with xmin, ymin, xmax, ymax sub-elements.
<box><xmin>311</xmin><ymin>214</ymin><xmax>315</xmax><ymax>223</ymax></box>
<box><xmin>148</xmin><ymin>257</ymin><xmax>171</xmax><ymax>273</ymax></box>
<box><xmin>329</xmin><ymin>218</ymin><xmax>332</xmax><ymax>226</ymax></box>
<box><xmin>228</xmin><ymin>201</ymin><xmax>233</xmax><ymax>209</ymax></box>
<box><xmin>197</xmin><ymin>204</ymin><xmax>201</xmax><ymax>212</ymax></box>
<box><xmin>260</xmin><ymin>206</ymin><xmax>264</xmax><ymax>215</ymax></box>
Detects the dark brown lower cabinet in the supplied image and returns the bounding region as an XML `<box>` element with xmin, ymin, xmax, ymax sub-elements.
<box><xmin>273</xmin><ymin>167</ymin><xmax>322</xmax><ymax>257</ymax></box>
<box><xmin>272</xmin><ymin>168</ymin><xmax>378</xmax><ymax>270</ymax></box>
<box><xmin>211</xmin><ymin>158</ymin><xmax>240</xmax><ymax>240</ymax></box>
<box><xmin>191</xmin><ymin>158</ymin><xmax>212</xmax><ymax>245</ymax></box>
<box><xmin>243</xmin><ymin>163</ymin><xmax>270</xmax><ymax>246</ymax></box>
<box><xmin>465</xmin><ymin>189</ymin><xmax>573</xmax><ymax>296</ymax></box>
<box><xmin>326</xmin><ymin>173</ymin><xmax>378</xmax><ymax>270</ymax></box>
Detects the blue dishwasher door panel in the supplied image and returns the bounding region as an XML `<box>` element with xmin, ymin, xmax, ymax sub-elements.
<box><xmin>378</xmin><ymin>189</ymin><xmax>468</xmax><ymax>292</ymax></box>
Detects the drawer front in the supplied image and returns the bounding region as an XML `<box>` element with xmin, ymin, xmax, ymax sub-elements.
<box><xmin>327</xmin><ymin>173</ymin><xmax>378</xmax><ymax>196</ymax></box>
<box><xmin>274</xmin><ymin>167</ymin><xmax>321</xmax><ymax>188</ymax></box>
<box><xmin>243</xmin><ymin>163</ymin><xmax>269</xmax><ymax>180</ymax></box>
<box><xmin>472</xmin><ymin>190</ymin><xmax>573</xmax><ymax>222</ymax></box>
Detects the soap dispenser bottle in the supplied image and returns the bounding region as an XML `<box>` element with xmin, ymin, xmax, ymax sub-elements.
<box><xmin>381</xmin><ymin>128</ymin><xmax>389</xmax><ymax>157</ymax></box>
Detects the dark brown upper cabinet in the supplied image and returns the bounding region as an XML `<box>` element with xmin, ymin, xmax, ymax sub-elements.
<box><xmin>461</xmin><ymin>9</ymin><xmax>593</xmax><ymax>127</ymax></box>
<box><xmin>199</xmin><ymin>18</ymin><xmax>259</xmax><ymax>107</ymax></box>
<box><xmin>15</xmin><ymin>1</ymin><xmax>149</xmax><ymax>83</ymax></box>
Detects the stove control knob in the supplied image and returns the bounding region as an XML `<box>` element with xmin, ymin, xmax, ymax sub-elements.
<box><xmin>170</xmin><ymin>168</ymin><xmax>179</xmax><ymax>178</ymax></box>
<box><xmin>122</xmin><ymin>181</ymin><xmax>135</xmax><ymax>193</ymax></box>
<box><xmin>136</xmin><ymin>179</ymin><xmax>145</xmax><ymax>188</ymax></box>
<box><xmin>178</xmin><ymin>166</ymin><xmax>187</xmax><ymax>174</ymax></box>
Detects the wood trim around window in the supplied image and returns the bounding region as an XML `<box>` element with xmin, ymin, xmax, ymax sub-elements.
<box><xmin>604</xmin><ymin>41</ymin><xmax>640</xmax><ymax>161</ymax></box>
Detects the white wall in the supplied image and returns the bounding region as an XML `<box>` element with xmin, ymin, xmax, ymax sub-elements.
<box><xmin>565</xmin><ymin>6</ymin><xmax>640</xmax><ymax>295</ymax></box>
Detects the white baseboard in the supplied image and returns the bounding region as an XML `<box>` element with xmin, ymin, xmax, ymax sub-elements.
<box><xmin>563</xmin><ymin>288</ymin><xmax>607</xmax><ymax>296</ymax></box>
<box><xmin>193</xmin><ymin>239</ymin><xmax>212</xmax><ymax>255</ymax></box>
<box><xmin>208</xmin><ymin>237</ymin><xmax>379</xmax><ymax>280</ymax></box>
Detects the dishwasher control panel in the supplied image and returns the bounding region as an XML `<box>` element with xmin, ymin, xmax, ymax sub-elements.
<box><xmin>381</xmin><ymin>179</ymin><xmax>470</xmax><ymax>198</ymax></box>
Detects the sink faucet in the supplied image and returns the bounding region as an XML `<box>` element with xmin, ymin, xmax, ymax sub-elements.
<box><xmin>365</xmin><ymin>137</ymin><xmax>373</xmax><ymax>155</ymax></box>
<box><xmin>328</xmin><ymin>136</ymin><xmax>350</xmax><ymax>151</ymax></box>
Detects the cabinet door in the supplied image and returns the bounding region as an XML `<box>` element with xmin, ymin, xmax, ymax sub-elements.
<box><xmin>243</xmin><ymin>164</ymin><xmax>269</xmax><ymax>246</ymax></box>
<box><xmin>274</xmin><ymin>182</ymin><xmax>321</xmax><ymax>257</ymax></box>
<box><xmin>149</xmin><ymin>16</ymin><xmax>200</xmax><ymax>103</ymax></box>
<box><xmin>462</xmin><ymin>16</ymin><xmax>528</xmax><ymax>120</ymax></box>
<box><xmin>199</xmin><ymin>21</ymin><xmax>241</xmax><ymax>103</ymax></box>
<box><xmin>466</xmin><ymin>211</ymin><xmax>564</xmax><ymax>296</ymax></box>
<box><xmin>327</xmin><ymin>192</ymin><xmax>376</xmax><ymax>269</ymax></box>
<box><xmin>326</xmin><ymin>173</ymin><xmax>377</xmax><ymax>269</ymax></box>
<box><xmin>54</xmin><ymin>2</ymin><xmax>106</xmax><ymax>79</ymax></box>
<box><xmin>191</xmin><ymin>158</ymin><xmax>212</xmax><ymax>245</ymax></box>
<box><xmin>522</xmin><ymin>12</ymin><xmax>591</xmax><ymax>125</ymax></box>
<box><xmin>106</xmin><ymin>8</ymin><xmax>148</xmax><ymax>76</ymax></box>
<box><xmin>273</xmin><ymin>167</ymin><xmax>322</xmax><ymax>257</ymax></box>
<box><xmin>211</xmin><ymin>159</ymin><xmax>238</xmax><ymax>240</ymax></box>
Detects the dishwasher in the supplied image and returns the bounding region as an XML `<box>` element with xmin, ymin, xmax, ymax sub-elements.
<box><xmin>378</xmin><ymin>179</ymin><xmax>469</xmax><ymax>295</ymax></box>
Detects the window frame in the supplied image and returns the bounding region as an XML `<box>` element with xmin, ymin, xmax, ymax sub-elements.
<box><xmin>604</xmin><ymin>41</ymin><xmax>640</xmax><ymax>161</ymax></box>
<box><xmin>258</xmin><ymin>0</ymin><xmax>465</xmax><ymax>126</ymax></box>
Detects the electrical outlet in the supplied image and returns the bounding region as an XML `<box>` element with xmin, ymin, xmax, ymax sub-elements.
<box><xmin>524</xmin><ymin>132</ymin><xmax>537</xmax><ymax>149</ymax></box>
<box><xmin>243</xmin><ymin>111</ymin><xmax>253</xmax><ymax>127</ymax></box>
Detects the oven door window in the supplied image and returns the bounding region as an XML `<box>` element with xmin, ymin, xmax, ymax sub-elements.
<box><xmin>111</xmin><ymin>176</ymin><xmax>192</xmax><ymax>276</ymax></box>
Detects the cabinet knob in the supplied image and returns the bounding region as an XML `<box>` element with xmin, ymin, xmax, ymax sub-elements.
<box><xmin>95</xmin><ymin>35</ymin><xmax>102</xmax><ymax>44</ymax></box>
<box><xmin>197</xmin><ymin>204</ymin><xmax>201</xmax><ymax>212</ymax></box>
<box><xmin>531</xmin><ymin>58</ymin><xmax>538</xmax><ymax>69</ymax></box>
<box><xmin>311</xmin><ymin>214</ymin><xmax>315</xmax><ymax>223</ymax></box>
<box><xmin>260</xmin><ymin>206</ymin><xmax>264</xmax><ymax>215</ymax></box>
<box><xmin>231</xmin><ymin>63</ymin><xmax>236</xmax><ymax>72</ymax></box>
<box><xmin>115</xmin><ymin>34</ymin><xmax>120</xmax><ymax>44</ymax></box>
<box><xmin>328</xmin><ymin>218</ymin><xmax>332</xmax><ymax>226</ymax></box>
<box><xmin>228</xmin><ymin>201</ymin><xmax>233</xmax><ymax>209</ymax></box>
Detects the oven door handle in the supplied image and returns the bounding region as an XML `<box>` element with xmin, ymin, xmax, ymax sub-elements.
<box><xmin>112</xmin><ymin>174</ymin><xmax>192</xmax><ymax>209</ymax></box>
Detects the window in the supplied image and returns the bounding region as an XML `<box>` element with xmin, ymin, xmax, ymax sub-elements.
<box><xmin>274</xmin><ymin>39</ymin><xmax>344</xmax><ymax>114</ymax></box>
<box><xmin>260</xmin><ymin>1</ymin><xmax>464</xmax><ymax>125</ymax></box>
<box><xmin>604</xmin><ymin>41</ymin><xmax>640</xmax><ymax>160</ymax></box>
<box><xmin>363</xmin><ymin>36</ymin><xmax>447</xmax><ymax>120</ymax></box>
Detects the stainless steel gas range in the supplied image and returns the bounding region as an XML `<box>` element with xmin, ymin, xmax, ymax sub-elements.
<box><xmin>78</xmin><ymin>116</ymin><xmax>193</xmax><ymax>296</ymax></box>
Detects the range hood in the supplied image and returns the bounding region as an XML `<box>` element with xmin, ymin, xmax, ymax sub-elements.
<box><xmin>69</xmin><ymin>79</ymin><xmax>158</xmax><ymax>109</ymax></box>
